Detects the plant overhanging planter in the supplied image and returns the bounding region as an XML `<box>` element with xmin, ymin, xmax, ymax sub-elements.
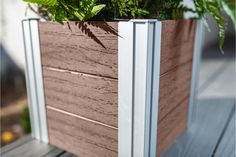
<box><xmin>22</xmin><ymin>19</ymin><xmax>202</xmax><ymax>157</ymax></box>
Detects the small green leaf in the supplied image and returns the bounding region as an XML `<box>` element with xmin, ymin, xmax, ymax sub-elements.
<box><xmin>73</xmin><ymin>11</ymin><xmax>85</xmax><ymax>21</ymax></box>
<box><xmin>23</xmin><ymin>0</ymin><xmax>57</xmax><ymax>6</ymax></box>
<box><xmin>222</xmin><ymin>1</ymin><xmax>236</xmax><ymax>30</ymax></box>
<box><xmin>199</xmin><ymin>0</ymin><xmax>227</xmax><ymax>52</ymax></box>
<box><xmin>91</xmin><ymin>4</ymin><xmax>106</xmax><ymax>16</ymax></box>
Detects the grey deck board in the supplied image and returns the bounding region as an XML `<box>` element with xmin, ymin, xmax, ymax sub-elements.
<box><xmin>1</xmin><ymin>136</ymin><xmax>67</xmax><ymax>157</ymax></box>
<box><xmin>214</xmin><ymin>109</ymin><xmax>235</xmax><ymax>157</ymax></box>
<box><xmin>42</xmin><ymin>148</ymin><xmax>65</xmax><ymax>157</ymax></box>
<box><xmin>198</xmin><ymin>60</ymin><xmax>229</xmax><ymax>91</ymax></box>
<box><xmin>59</xmin><ymin>152</ymin><xmax>78</xmax><ymax>157</ymax></box>
<box><xmin>198</xmin><ymin>60</ymin><xmax>235</xmax><ymax>99</ymax></box>
<box><xmin>1</xmin><ymin>139</ymin><xmax>55</xmax><ymax>157</ymax></box>
<box><xmin>163</xmin><ymin>99</ymin><xmax>235</xmax><ymax>157</ymax></box>
<box><xmin>0</xmin><ymin>135</ymin><xmax>33</xmax><ymax>154</ymax></box>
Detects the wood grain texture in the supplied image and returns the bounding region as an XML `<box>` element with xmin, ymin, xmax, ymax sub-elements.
<box><xmin>157</xmin><ymin>19</ymin><xmax>196</xmax><ymax>156</ymax></box>
<box><xmin>43</xmin><ymin>67</ymin><xmax>118</xmax><ymax>127</ymax></box>
<box><xmin>158</xmin><ymin>61</ymin><xmax>192</xmax><ymax>122</ymax></box>
<box><xmin>46</xmin><ymin>107</ymin><xmax>118</xmax><ymax>157</ymax></box>
<box><xmin>160</xmin><ymin>20</ymin><xmax>196</xmax><ymax>75</ymax></box>
<box><xmin>39</xmin><ymin>21</ymin><xmax>118</xmax><ymax>78</ymax></box>
<box><xmin>156</xmin><ymin>98</ymin><xmax>189</xmax><ymax>157</ymax></box>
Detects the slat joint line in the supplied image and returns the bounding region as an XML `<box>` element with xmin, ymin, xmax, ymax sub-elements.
<box><xmin>46</xmin><ymin>106</ymin><xmax>118</xmax><ymax>130</ymax></box>
<box><xmin>43</xmin><ymin>66</ymin><xmax>118</xmax><ymax>81</ymax></box>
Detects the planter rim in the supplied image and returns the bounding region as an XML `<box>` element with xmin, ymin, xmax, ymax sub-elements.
<box><xmin>23</xmin><ymin>18</ymin><xmax>198</xmax><ymax>23</ymax></box>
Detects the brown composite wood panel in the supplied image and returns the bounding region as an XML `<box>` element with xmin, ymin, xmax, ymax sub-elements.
<box><xmin>39</xmin><ymin>22</ymin><xmax>118</xmax><ymax>79</ymax></box>
<box><xmin>46</xmin><ymin>108</ymin><xmax>118</xmax><ymax>157</ymax></box>
<box><xmin>156</xmin><ymin>19</ymin><xmax>196</xmax><ymax>156</ymax></box>
<box><xmin>43</xmin><ymin>67</ymin><xmax>118</xmax><ymax>127</ymax></box>
<box><xmin>160</xmin><ymin>20</ymin><xmax>196</xmax><ymax>75</ymax></box>
<box><xmin>158</xmin><ymin>61</ymin><xmax>193</xmax><ymax>122</ymax></box>
<box><xmin>39</xmin><ymin>21</ymin><xmax>119</xmax><ymax>157</ymax></box>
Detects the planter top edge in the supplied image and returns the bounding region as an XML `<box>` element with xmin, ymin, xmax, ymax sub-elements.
<box><xmin>23</xmin><ymin>18</ymin><xmax>198</xmax><ymax>23</ymax></box>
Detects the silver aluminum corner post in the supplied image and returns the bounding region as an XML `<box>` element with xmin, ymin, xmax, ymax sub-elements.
<box><xmin>118</xmin><ymin>20</ymin><xmax>162</xmax><ymax>157</ymax></box>
<box><xmin>22</xmin><ymin>19</ymin><xmax>48</xmax><ymax>143</ymax></box>
<box><xmin>188</xmin><ymin>19</ymin><xmax>204</xmax><ymax>128</ymax></box>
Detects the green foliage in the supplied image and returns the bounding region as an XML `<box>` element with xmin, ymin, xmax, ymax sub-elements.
<box><xmin>110</xmin><ymin>0</ymin><xmax>149</xmax><ymax>18</ymax></box>
<box><xmin>24</xmin><ymin>0</ymin><xmax>235</xmax><ymax>49</ymax></box>
<box><xmin>145</xmin><ymin>0</ymin><xmax>195</xmax><ymax>20</ymax></box>
<box><xmin>222</xmin><ymin>0</ymin><xmax>236</xmax><ymax>29</ymax></box>
<box><xmin>194</xmin><ymin>0</ymin><xmax>236</xmax><ymax>51</ymax></box>
<box><xmin>24</xmin><ymin>0</ymin><xmax>190</xmax><ymax>21</ymax></box>
<box><xmin>24</xmin><ymin>0</ymin><xmax>57</xmax><ymax>6</ymax></box>
<box><xmin>21</xmin><ymin>107</ymin><xmax>31</xmax><ymax>134</ymax></box>
<box><xmin>24</xmin><ymin>0</ymin><xmax>106</xmax><ymax>23</ymax></box>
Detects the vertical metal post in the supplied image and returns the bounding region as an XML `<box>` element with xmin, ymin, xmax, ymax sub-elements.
<box><xmin>22</xmin><ymin>19</ymin><xmax>48</xmax><ymax>143</ymax></box>
<box><xmin>118</xmin><ymin>20</ymin><xmax>162</xmax><ymax>157</ymax></box>
<box><xmin>188</xmin><ymin>19</ymin><xmax>204</xmax><ymax>129</ymax></box>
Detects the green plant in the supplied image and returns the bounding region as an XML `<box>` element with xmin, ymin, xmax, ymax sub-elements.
<box><xmin>21</xmin><ymin>107</ymin><xmax>31</xmax><ymax>134</ymax></box>
<box><xmin>24</xmin><ymin>0</ymin><xmax>235</xmax><ymax>50</ymax></box>
<box><xmin>24</xmin><ymin>0</ymin><xmax>106</xmax><ymax>23</ymax></box>
<box><xmin>194</xmin><ymin>0</ymin><xmax>235</xmax><ymax>51</ymax></box>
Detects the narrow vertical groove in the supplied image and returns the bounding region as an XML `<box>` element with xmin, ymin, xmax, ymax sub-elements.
<box><xmin>144</xmin><ymin>22</ymin><xmax>152</xmax><ymax>157</ymax></box>
<box><xmin>131</xmin><ymin>22</ymin><xmax>136</xmax><ymax>157</ymax></box>
<box><xmin>148</xmin><ymin>22</ymin><xmax>156</xmax><ymax>157</ymax></box>
<box><xmin>143</xmin><ymin>22</ymin><xmax>148</xmax><ymax>157</ymax></box>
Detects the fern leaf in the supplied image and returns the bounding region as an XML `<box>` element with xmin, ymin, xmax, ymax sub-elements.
<box><xmin>23</xmin><ymin>0</ymin><xmax>58</xmax><ymax>6</ymax></box>
<box><xmin>206</xmin><ymin>1</ymin><xmax>226</xmax><ymax>52</ymax></box>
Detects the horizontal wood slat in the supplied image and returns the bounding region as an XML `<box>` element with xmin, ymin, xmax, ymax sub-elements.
<box><xmin>39</xmin><ymin>22</ymin><xmax>118</xmax><ymax>79</ymax></box>
<box><xmin>160</xmin><ymin>20</ymin><xmax>196</xmax><ymax>75</ymax></box>
<box><xmin>46</xmin><ymin>108</ymin><xmax>118</xmax><ymax>157</ymax></box>
<box><xmin>43</xmin><ymin>67</ymin><xmax>118</xmax><ymax>127</ymax></box>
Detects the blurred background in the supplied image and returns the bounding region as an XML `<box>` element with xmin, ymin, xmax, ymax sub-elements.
<box><xmin>0</xmin><ymin>0</ymin><xmax>38</xmax><ymax>146</ymax></box>
<box><xmin>0</xmin><ymin>0</ymin><xmax>235</xmax><ymax>151</ymax></box>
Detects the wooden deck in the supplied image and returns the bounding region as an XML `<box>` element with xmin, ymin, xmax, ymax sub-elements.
<box><xmin>1</xmin><ymin>53</ymin><xmax>235</xmax><ymax>157</ymax></box>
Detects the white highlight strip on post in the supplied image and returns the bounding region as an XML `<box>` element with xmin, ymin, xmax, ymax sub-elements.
<box><xmin>118</xmin><ymin>21</ymin><xmax>134</xmax><ymax>157</ymax></box>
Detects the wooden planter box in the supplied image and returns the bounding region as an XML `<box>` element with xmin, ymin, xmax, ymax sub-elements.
<box><xmin>22</xmin><ymin>19</ymin><xmax>202</xmax><ymax>157</ymax></box>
